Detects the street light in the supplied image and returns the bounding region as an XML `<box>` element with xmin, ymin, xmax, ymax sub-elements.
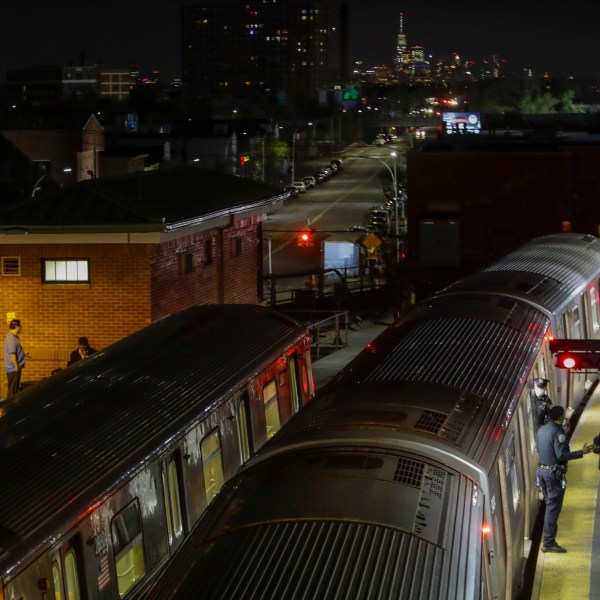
<box><xmin>291</xmin><ymin>129</ymin><xmax>298</xmax><ymax>184</ymax></box>
<box><xmin>31</xmin><ymin>173</ymin><xmax>47</xmax><ymax>198</ymax></box>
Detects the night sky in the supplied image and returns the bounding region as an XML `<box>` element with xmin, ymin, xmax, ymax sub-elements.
<box><xmin>1</xmin><ymin>1</ymin><xmax>599</xmax><ymax>82</ymax></box>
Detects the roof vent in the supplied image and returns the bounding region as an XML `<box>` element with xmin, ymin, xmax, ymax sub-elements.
<box><xmin>394</xmin><ymin>457</ymin><xmax>424</xmax><ymax>488</ymax></box>
<box><xmin>415</xmin><ymin>409</ymin><xmax>446</xmax><ymax>434</ymax></box>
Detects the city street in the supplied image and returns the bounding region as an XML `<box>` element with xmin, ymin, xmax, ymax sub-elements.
<box><xmin>262</xmin><ymin>142</ymin><xmax>408</xmax><ymax>297</ymax></box>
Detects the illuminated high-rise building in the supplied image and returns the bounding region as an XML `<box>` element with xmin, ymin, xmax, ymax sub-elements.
<box><xmin>394</xmin><ymin>12</ymin><xmax>408</xmax><ymax>74</ymax></box>
<box><xmin>182</xmin><ymin>1</ymin><xmax>347</xmax><ymax>105</ymax></box>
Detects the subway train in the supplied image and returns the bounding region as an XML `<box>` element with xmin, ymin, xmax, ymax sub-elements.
<box><xmin>0</xmin><ymin>304</ymin><xmax>314</xmax><ymax>600</ymax></box>
<box><xmin>142</xmin><ymin>234</ymin><xmax>600</xmax><ymax>600</ymax></box>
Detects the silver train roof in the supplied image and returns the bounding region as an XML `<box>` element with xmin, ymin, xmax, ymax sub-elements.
<box><xmin>0</xmin><ymin>305</ymin><xmax>306</xmax><ymax>571</ymax></box>
<box><xmin>260</xmin><ymin>290</ymin><xmax>547</xmax><ymax>473</ymax></box>
<box><xmin>442</xmin><ymin>233</ymin><xmax>600</xmax><ymax>313</ymax></box>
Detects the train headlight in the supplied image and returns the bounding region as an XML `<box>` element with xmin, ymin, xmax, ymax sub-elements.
<box><xmin>482</xmin><ymin>523</ymin><xmax>491</xmax><ymax>536</ymax></box>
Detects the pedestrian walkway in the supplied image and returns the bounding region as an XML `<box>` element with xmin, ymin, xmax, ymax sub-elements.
<box><xmin>532</xmin><ymin>384</ymin><xmax>600</xmax><ymax>600</ymax></box>
<box><xmin>312</xmin><ymin>312</ymin><xmax>394</xmax><ymax>387</ymax></box>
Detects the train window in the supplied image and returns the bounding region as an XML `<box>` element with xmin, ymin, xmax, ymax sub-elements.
<box><xmin>201</xmin><ymin>429</ymin><xmax>225</xmax><ymax>504</ymax></box>
<box><xmin>161</xmin><ymin>454</ymin><xmax>183</xmax><ymax>546</ymax></box>
<box><xmin>289</xmin><ymin>352</ymin><xmax>301</xmax><ymax>413</ymax></box>
<box><xmin>64</xmin><ymin>550</ymin><xmax>81</xmax><ymax>600</ymax></box>
<box><xmin>590</xmin><ymin>286</ymin><xmax>600</xmax><ymax>332</ymax></box>
<box><xmin>263</xmin><ymin>378</ymin><xmax>281</xmax><ymax>439</ymax></box>
<box><xmin>567</xmin><ymin>304</ymin><xmax>582</xmax><ymax>339</ymax></box>
<box><xmin>504</xmin><ymin>437</ymin><xmax>521</xmax><ymax>512</ymax></box>
<box><xmin>52</xmin><ymin>561</ymin><xmax>63</xmax><ymax>600</ymax></box>
<box><xmin>235</xmin><ymin>394</ymin><xmax>252</xmax><ymax>462</ymax></box>
<box><xmin>111</xmin><ymin>500</ymin><xmax>146</xmax><ymax>596</ymax></box>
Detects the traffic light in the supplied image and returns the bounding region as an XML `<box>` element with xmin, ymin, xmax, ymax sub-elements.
<box><xmin>549</xmin><ymin>338</ymin><xmax>600</xmax><ymax>370</ymax></box>
<box><xmin>297</xmin><ymin>230</ymin><xmax>314</xmax><ymax>247</ymax></box>
<box><xmin>239</xmin><ymin>153</ymin><xmax>250</xmax><ymax>167</ymax></box>
<box><xmin>555</xmin><ymin>351</ymin><xmax>600</xmax><ymax>370</ymax></box>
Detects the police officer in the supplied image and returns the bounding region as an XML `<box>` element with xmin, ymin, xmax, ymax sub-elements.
<box><xmin>536</xmin><ymin>405</ymin><xmax>592</xmax><ymax>553</ymax></box>
<box><xmin>533</xmin><ymin>378</ymin><xmax>552</xmax><ymax>426</ymax></box>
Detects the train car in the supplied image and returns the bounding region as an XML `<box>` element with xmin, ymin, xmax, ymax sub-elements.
<box><xmin>142</xmin><ymin>234</ymin><xmax>600</xmax><ymax>600</ymax></box>
<box><xmin>0</xmin><ymin>304</ymin><xmax>314</xmax><ymax>600</ymax></box>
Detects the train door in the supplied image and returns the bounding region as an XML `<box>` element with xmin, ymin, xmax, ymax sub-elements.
<box><xmin>563</xmin><ymin>300</ymin><xmax>585</xmax><ymax>406</ymax></box>
<box><xmin>288</xmin><ymin>352</ymin><xmax>302</xmax><ymax>413</ymax></box>
<box><xmin>161</xmin><ymin>451</ymin><xmax>185</xmax><ymax>554</ymax></box>
<box><xmin>489</xmin><ymin>472</ymin><xmax>508</xmax><ymax>598</ymax></box>
<box><xmin>588</xmin><ymin>281</ymin><xmax>600</xmax><ymax>339</ymax></box>
<box><xmin>51</xmin><ymin>535</ymin><xmax>85</xmax><ymax>600</ymax></box>
<box><xmin>497</xmin><ymin>432</ymin><xmax>527</xmax><ymax>598</ymax></box>
<box><xmin>516</xmin><ymin>391</ymin><xmax>538</xmax><ymax>547</ymax></box>
<box><xmin>201</xmin><ymin>428</ymin><xmax>225</xmax><ymax>504</ymax></box>
<box><xmin>262</xmin><ymin>378</ymin><xmax>281</xmax><ymax>439</ymax></box>
<box><xmin>234</xmin><ymin>392</ymin><xmax>253</xmax><ymax>462</ymax></box>
<box><xmin>111</xmin><ymin>499</ymin><xmax>146</xmax><ymax>596</ymax></box>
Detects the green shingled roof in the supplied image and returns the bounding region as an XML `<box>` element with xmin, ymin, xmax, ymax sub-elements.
<box><xmin>0</xmin><ymin>166</ymin><xmax>284</xmax><ymax>230</ymax></box>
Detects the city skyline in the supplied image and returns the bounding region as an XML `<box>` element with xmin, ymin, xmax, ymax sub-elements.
<box><xmin>1</xmin><ymin>1</ymin><xmax>599</xmax><ymax>83</ymax></box>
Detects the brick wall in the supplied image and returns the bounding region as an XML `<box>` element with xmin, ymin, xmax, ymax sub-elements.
<box><xmin>223</xmin><ymin>217</ymin><xmax>261</xmax><ymax>304</ymax></box>
<box><xmin>0</xmin><ymin>243</ymin><xmax>152</xmax><ymax>383</ymax></box>
<box><xmin>1</xmin><ymin>215</ymin><xmax>264</xmax><ymax>393</ymax></box>
<box><xmin>150</xmin><ymin>216</ymin><xmax>262</xmax><ymax>320</ymax></box>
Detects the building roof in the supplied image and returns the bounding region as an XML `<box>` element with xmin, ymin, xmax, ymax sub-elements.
<box><xmin>0</xmin><ymin>165</ymin><xmax>286</xmax><ymax>233</ymax></box>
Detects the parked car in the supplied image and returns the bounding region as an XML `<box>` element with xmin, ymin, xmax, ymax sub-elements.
<box><xmin>291</xmin><ymin>181</ymin><xmax>307</xmax><ymax>193</ymax></box>
<box><xmin>370</xmin><ymin>208</ymin><xmax>391</xmax><ymax>222</ymax></box>
<box><xmin>330</xmin><ymin>158</ymin><xmax>343</xmax><ymax>170</ymax></box>
<box><xmin>368</xmin><ymin>217</ymin><xmax>389</xmax><ymax>233</ymax></box>
<box><xmin>315</xmin><ymin>172</ymin><xmax>328</xmax><ymax>184</ymax></box>
<box><xmin>302</xmin><ymin>175</ymin><xmax>316</xmax><ymax>188</ymax></box>
<box><xmin>284</xmin><ymin>185</ymin><xmax>299</xmax><ymax>198</ymax></box>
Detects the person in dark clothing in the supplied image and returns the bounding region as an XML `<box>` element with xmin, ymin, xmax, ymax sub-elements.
<box><xmin>533</xmin><ymin>378</ymin><xmax>553</xmax><ymax>426</ymax></box>
<box><xmin>67</xmin><ymin>337</ymin><xmax>97</xmax><ymax>366</ymax></box>
<box><xmin>536</xmin><ymin>405</ymin><xmax>592</xmax><ymax>553</ymax></box>
<box><xmin>4</xmin><ymin>319</ymin><xmax>25</xmax><ymax>398</ymax></box>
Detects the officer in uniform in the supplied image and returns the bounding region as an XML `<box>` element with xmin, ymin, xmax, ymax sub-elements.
<box><xmin>536</xmin><ymin>405</ymin><xmax>592</xmax><ymax>553</ymax></box>
<box><xmin>533</xmin><ymin>378</ymin><xmax>552</xmax><ymax>426</ymax></box>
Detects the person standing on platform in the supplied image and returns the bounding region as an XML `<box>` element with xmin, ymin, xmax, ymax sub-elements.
<box><xmin>533</xmin><ymin>378</ymin><xmax>553</xmax><ymax>426</ymax></box>
<box><xmin>67</xmin><ymin>337</ymin><xmax>97</xmax><ymax>367</ymax></box>
<box><xmin>536</xmin><ymin>405</ymin><xmax>592</xmax><ymax>553</ymax></box>
<box><xmin>4</xmin><ymin>319</ymin><xmax>25</xmax><ymax>399</ymax></box>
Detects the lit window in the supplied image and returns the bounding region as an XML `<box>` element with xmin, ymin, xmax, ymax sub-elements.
<box><xmin>111</xmin><ymin>501</ymin><xmax>146</xmax><ymax>596</ymax></box>
<box><xmin>202</xmin><ymin>429</ymin><xmax>225</xmax><ymax>504</ymax></box>
<box><xmin>42</xmin><ymin>259</ymin><xmax>89</xmax><ymax>283</ymax></box>
<box><xmin>65</xmin><ymin>550</ymin><xmax>81</xmax><ymax>600</ymax></box>
<box><xmin>263</xmin><ymin>379</ymin><xmax>281</xmax><ymax>439</ymax></box>
<box><xmin>52</xmin><ymin>562</ymin><xmax>63</xmax><ymax>600</ymax></box>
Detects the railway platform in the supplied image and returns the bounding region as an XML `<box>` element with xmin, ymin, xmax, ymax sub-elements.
<box><xmin>311</xmin><ymin>312</ymin><xmax>393</xmax><ymax>387</ymax></box>
<box><xmin>532</xmin><ymin>384</ymin><xmax>600</xmax><ymax>600</ymax></box>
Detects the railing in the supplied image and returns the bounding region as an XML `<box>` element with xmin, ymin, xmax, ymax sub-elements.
<box><xmin>264</xmin><ymin>265</ymin><xmax>387</xmax><ymax>308</ymax></box>
<box><xmin>284</xmin><ymin>310</ymin><xmax>349</xmax><ymax>361</ymax></box>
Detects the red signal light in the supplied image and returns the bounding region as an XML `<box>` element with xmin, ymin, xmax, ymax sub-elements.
<box><xmin>556</xmin><ymin>353</ymin><xmax>578</xmax><ymax>369</ymax></box>
<box><xmin>550</xmin><ymin>339</ymin><xmax>600</xmax><ymax>371</ymax></box>
<box><xmin>297</xmin><ymin>230</ymin><xmax>314</xmax><ymax>247</ymax></box>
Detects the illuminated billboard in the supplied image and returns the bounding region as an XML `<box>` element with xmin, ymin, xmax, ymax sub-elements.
<box><xmin>442</xmin><ymin>112</ymin><xmax>481</xmax><ymax>135</ymax></box>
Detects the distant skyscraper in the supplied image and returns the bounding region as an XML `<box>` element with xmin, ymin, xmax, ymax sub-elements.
<box><xmin>394</xmin><ymin>12</ymin><xmax>408</xmax><ymax>74</ymax></box>
<box><xmin>182</xmin><ymin>1</ymin><xmax>347</xmax><ymax>105</ymax></box>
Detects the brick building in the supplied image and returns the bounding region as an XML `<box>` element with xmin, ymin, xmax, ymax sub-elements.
<box><xmin>0</xmin><ymin>165</ymin><xmax>286</xmax><ymax>393</ymax></box>
<box><xmin>406</xmin><ymin>138</ymin><xmax>600</xmax><ymax>267</ymax></box>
